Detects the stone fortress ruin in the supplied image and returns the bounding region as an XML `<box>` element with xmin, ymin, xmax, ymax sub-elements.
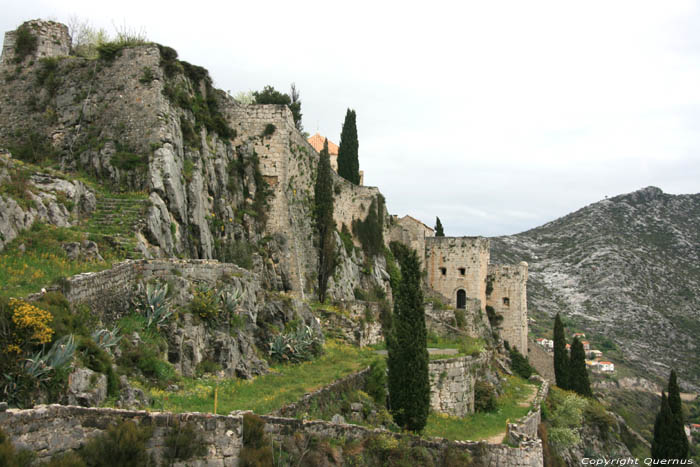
<box><xmin>389</xmin><ymin>215</ymin><xmax>529</xmax><ymax>355</ymax></box>
<box><xmin>0</xmin><ymin>19</ymin><xmax>543</xmax><ymax>465</ymax></box>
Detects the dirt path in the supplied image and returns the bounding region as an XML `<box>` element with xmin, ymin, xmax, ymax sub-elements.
<box><xmin>485</xmin><ymin>383</ymin><xmax>539</xmax><ymax>445</ymax></box>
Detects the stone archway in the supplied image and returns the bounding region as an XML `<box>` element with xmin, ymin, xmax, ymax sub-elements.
<box><xmin>456</xmin><ymin>289</ymin><xmax>467</xmax><ymax>309</ymax></box>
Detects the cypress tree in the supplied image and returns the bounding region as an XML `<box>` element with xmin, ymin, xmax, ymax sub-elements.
<box><xmin>387</xmin><ymin>243</ymin><xmax>430</xmax><ymax>432</ymax></box>
<box><xmin>553</xmin><ymin>313</ymin><xmax>569</xmax><ymax>390</ymax></box>
<box><xmin>314</xmin><ymin>139</ymin><xmax>336</xmax><ymax>303</ymax></box>
<box><xmin>337</xmin><ymin>109</ymin><xmax>360</xmax><ymax>184</ymax></box>
<box><xmin>569</xmin><ymin>337</ymin><xmax>592</xmax><ymax>397</ymax></box>
<box><xmin>434</xmin><ymin>217</ymin><xmax>444</xmax><ymax>236</ymax></box>
<box><xmin>667</xmin><ymin>370</ymin><xmax>690</xmax><ymax>458</ymax></box>
<box><xmin>652</xmin><ymin>391</ymin><xmax>688</xmax><ymax>460</ymax></box>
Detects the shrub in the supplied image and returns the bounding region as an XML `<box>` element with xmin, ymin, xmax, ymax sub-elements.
<box><xmin>486</xmin><ymin>305</ymin><xmax>503</xmax><ymax>327</ymax></box>
<box><xmin>78</xmin><ymin>337</ymin><xmax>119</xmax><ymax>397</ymax></box>
<box><xmin>79</xmin><ymin>420</ymin><xmax>154</xmax><ymax>467</ymax></box>
<box><xmin>474</xmin><ymin>380</ymin><xmax>497</xmax><ymax>412</ymax></box>
<box><xmin>584</xmin><ymin>400</ymin><xmax>616</xmax><ymax>440</ymax></box>
<box><xmin>189</xmin><ymin>285</ymin><xmax>220</xmax><ymax>322</ymax></box>
<box><xmin>13</xmin><ymin>24</ymin><xmax>38</xmax><ymax>63</ymax></box>
<box><xmin>163</xmin><ymin>422</ymin><xmax>205</xmax><ymax>463</ymax></box>
<box><xmin>509</xmin><ymin>346</ymin><xmax>536</xmax><ymax>379</ymax></box>
<box><xmin>0</xmin><ymin>427</ymin><xmax>36</xmax><ymax>466</ymax></box>
<box><xmin>110</xmin><ymin>151</ymin><xmax>148</xmax><ymax>171</ymax></box>
<box><xmin>139</xmin><ymin>66</ymin><xmax>154</xmax><ymax>84</ymax></box>
<box><xmin>352</xmin><ymin>197</ymin><xmax>385</xmax><ymax>257</ymax></box>
<box><xmin>195</xmin><ymin>359</ymin><xmax>222</xmax><ymax>377</ymax></box>
<box><xmin>339</xmin><ymin>224</ymin><xmax>354</xmax><ymax>255</ymax></box>
<box><xmin>36</xmin><ymin>57</ymin><xmax>62</xmax><ymax>98</ymax></box>
<box><xmin>454</xmin><ymin>308</ymin><xmax>466</xmax><ymax>328</ymax></box>
<box><xmin>239</xmin><ymin>413</ymin><xmax>273</xmax><ymax>467</ymax></box>
<box><xmin>365</xmin><ymin>358</ymin><xmax>387</xmax><ymax>406</ymax></box>
<box><xmin>6</xmin><ymin>130</ymin><xmax>58</xmax><ymax>164</ymax></box>
<box><xmin>262</xmin><ymin>123</ymin><xmax>276</xmax><ymax>137</ymax></box>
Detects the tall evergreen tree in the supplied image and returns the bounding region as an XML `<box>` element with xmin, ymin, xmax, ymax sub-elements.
<box><xmin>314</xmin><ymin>139</ymin><xmax>336</xmax><ymax>303</ymax></box>
<box><xmin>553</xmin><ymin>313</ymin><xmax>569</xmax><ymax>390</ymax></box>
<box><xmin>569</xmin><ymin>337</ymin><xmax>592</xmax><ymax>397</ymax></box>
<box><xmin>652</xmin><ymin>390</ymin><xmax>688</xmax><ymax>460</ymax></box>
<box><xmin>667</xmin><ymin>370</ymin><xmax>689</xmax><ymax>458</ymax></box>
<box><xmin>387</xmin><ymin>242</ymin><xmax>430</xmax><ymax>432</ymax></box>
<box><xmin>337</xmin><ymin>109</ymin><xmax>360</xmax><ymax>184</ymax></box>
<box><xmin>434</xmin><ymin>217</ymin><xmax>444</xmax><ymax>236</ymax></box>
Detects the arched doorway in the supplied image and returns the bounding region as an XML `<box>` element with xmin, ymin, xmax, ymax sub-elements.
<box><xmin>456</xmin><ymin>290</ymin><xmax>467</xmax><ymax>309</ymax></box>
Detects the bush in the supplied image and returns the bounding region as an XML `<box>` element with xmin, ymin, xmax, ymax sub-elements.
<box><xmin>509</xmin><ymin>346</ymin><xmax>536</xmax><ymax>379</ymax></box>
<box><xmin>262</xmin><ymin>123</ymin><xmax>276</xmax><ymax>137</ymax></box>
<box><xmin>0</xmin><ymin>428</ymin><xmax>36</xmax><ymax>466</ymax></box>
<box><xmin>77</xmin><ymin>337</ymin><xmax>119</xmax><ymax>397</ymax></box>
<box><xmin>13</xmin><ymin>24</ymin><xmax>38</xmax><ymax>63</ymax></box>
<box><xmin>239</xmin><ymin>413</ymin><xmax>273</xmax><ymax>467</ymax></box>
<box><xmin>352</xmin><ymin>197</ymin><xmax>385</xmax><ymax>257</ymax></box>
<box><xmin>474</xmin><ymin>380</ymin><xmax>497</xmax><ymax>412</ymax></box>
<box><xmin>584</xmin><ymin>400</ymin><xmax>616</xmax><ymax>440</ymax></box>
<box><xmin>6</xmin><ymin>130</ymin><xmax>58</xmax><ymax>164</ymax></box>
<box><xmin>189</xmin><ymin>285</ymin><xmax>220</xmax><ymax>322</ymax></box>
<box><xmin>110</xmin><ymin>151</ymin><xmax>148</xmax><ymax>171</ymax></box>
<box><xmin>454</xmin><ymin>308</ymin><xmax>466</xmax><ymax>328</ymax></box>
<box><xmin>163</xmin><ymin>422</ymin><xmax>205</xmax><ymax>463</ymax></box>
<box><xmin>365</xmin><ymin>358</ymin><xmax>387</xmax><ymax>406</ymax></box>
<box><xmin>79</xmin><ymin>420</ymin><xmax>154</xmax><ymax>467</ymax></box>
<box><xmin>195</xmin><ymin>359</ymin><xmax>222</xmax><ymax>377</ymax></box>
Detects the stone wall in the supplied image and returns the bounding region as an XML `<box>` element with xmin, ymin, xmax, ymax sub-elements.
<box><xmin>506</xmin><ymin>379</ymin><xmax>549</xmax><ymax>445</ymax></box>
<box><xmin>428</xmin><ymin>353</ymin><xmax>490</xmax><ymax>417</ymax></box>
<box><xmin>1</xmin><ymin>20</ymin><xmax>70</xmax><ymax>65</ymax></box>
<box><xmin>1</xmin><ymin>404</ymin><xmax>543</xmax><ymax>466</ymax></box>
<box><xmin>425</xmin><ymin>236</ymin><xmax>490</xmax><ymax>310</ymax></box>
<box><xmin>388</xmin><ymin>215</ymin><xmax>435</xmax><ymax>265</ymax></box>
<box><xmin>34</xmin><ymin>259</ymin><xmax>254</xmax><ymax>323</ymax></box>
<box><xmin>527</xmin><ymin>339</ymin><xmax>555</xmax><ymax>382</ymax></box>
<box><xmin>272</xmin><ymin>367</ymin><xmax>371</xmax><ymax>418</ymax></box>
<box><xmin>424</xmin><ymin>298</ymin><xmax>491</xmax><ymax>339</ymax></box>
<box><xmin>487</xmin><ymin>262</ymin><xmax>528</xmax><ymax>356</ymax></box>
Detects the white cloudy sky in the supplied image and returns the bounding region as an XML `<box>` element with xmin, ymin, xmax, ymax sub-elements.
<box><xmin>3</xmin><ymin>0</ymin><xmax>700</xmax><ymax>236</ymax></box>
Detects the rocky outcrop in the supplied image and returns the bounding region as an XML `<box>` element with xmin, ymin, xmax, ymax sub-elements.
<box><xmin>0</xmin><ymin>153</ymin><xmax>96</xmax><ymax>250</ymax></box>
<box><xmin>65</xmin><ymin>368</ymin><xmax>107</xmax><ymax>407</ymax></box>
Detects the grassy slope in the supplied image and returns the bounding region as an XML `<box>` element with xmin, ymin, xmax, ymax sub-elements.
<box><xmin>147</xmin><ymin>340</ymin><xmax>377</xmax><ymax>415</ymax></box>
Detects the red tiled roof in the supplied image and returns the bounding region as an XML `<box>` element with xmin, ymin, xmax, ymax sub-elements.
<box><xmin>307</xmin><ymin>133</ymin><xmax>339</xmax><ymax>155</ymax></box>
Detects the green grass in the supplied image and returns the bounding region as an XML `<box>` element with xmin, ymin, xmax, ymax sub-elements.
<box><xmin>423</xmin><ymin>376</ymin><xmax>535</xmax><ymax>441</ymax></box>
<box><xmin>147</xmin><ymin>340</ymin><xmax>376</xmax><ymax>415</ymax></box>
<box><xmin>0</xmin><ymin>223</ymin><xmax>120</xmax><ymax>298</ymax></box>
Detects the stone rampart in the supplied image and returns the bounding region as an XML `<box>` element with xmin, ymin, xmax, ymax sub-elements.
<box><xmin>487</xmin><ymin>262</ymin><xmax>528</xmax><ymax>356</ymax></box>
<box><xmin>428</xmin><ymin>353</ymin><xmax>491</xmax><ymax>417</ymax></box>
<box><xmin>1</xmin><ymin>404</ymin><xmax>543</xmax><ymax>466</ymax></box>
<box><xmin>1</xmin><ymin>20</ymin><xmax>70</xmax><ymax>65</ymax></box>
<box><xmin>272</xmin><ymin>367</ymin><xmax>371</xmax><ymax>418</ymax></box>
<box><xmin>31</xmin><ymin>259</ymin><xmax>253</xmax><ymax>322</ymax></box>
<box><xmin>506</xmin><ymin>379</ymin><xmax>549</xmax><ymax>445</ymax></box>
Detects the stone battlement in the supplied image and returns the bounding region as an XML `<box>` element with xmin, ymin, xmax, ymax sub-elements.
<box><xmin>1</xmin><ymin>20</ymin><xmax>70</xmax><ymax>65</ymax></box>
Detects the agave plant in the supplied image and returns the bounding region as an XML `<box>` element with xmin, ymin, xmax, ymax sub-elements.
<box><xmin>132</xmin><ymin>281</ymin><xmax>172</xmax><ymax>329</ymax></box>
<box><xmin>23</xmin><ymin>334</ymin><xmax>76</xmax><ymax>383</ymax></box>
<box><xmin>268</xmin><ymin>325</ymin><xmax>322</xmax><ymax>363</ymax></box>
<box><xmin>91</xmin><ymin>327</ymin><xmax>122</xmax><ymax>351</ymax></box>
<box><xmin>219</xmin><ymin>288</ymin><xmax>242</xmax><ymax>315</ymax></box>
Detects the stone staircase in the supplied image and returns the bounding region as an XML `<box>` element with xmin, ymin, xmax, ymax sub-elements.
<box><xmin>84</xmin><ymin>194</ymin><xmax>149</xmax><ymax>259</ymax></box>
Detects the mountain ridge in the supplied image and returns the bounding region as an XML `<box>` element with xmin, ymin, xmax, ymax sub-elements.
<box><xmin>490</xmin><ymin>185</ymin><xmax>700</xmax><ymax>391</ymax></box>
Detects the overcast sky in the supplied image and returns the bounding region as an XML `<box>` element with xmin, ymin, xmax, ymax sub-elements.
<box><xmin>3</xmin><ymin>1</ymin><xmax>700</xmax><ymax>236</ymax></box>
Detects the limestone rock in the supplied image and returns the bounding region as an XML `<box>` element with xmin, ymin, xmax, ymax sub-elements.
<box><xmin>66</xmin><ymin>367</ymin><xmax>107</xmax><ymax>407</ymax></box>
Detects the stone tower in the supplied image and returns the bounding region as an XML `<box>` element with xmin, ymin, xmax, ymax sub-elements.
<box><xmin>1</xmin><ymin>20</ymin><xmax>70</xmax><ymax>65</ymax></box>
<box><xmin>486</xmin><ymin>262</ymin><xmax>528</xmax><ymax>355</ymax></box>
<box><xmin>424</xmin><ymin>236</ymin><xmax>490</xmax><ymax>311</ymax></box>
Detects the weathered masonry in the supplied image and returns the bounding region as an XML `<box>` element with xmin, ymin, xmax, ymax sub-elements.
<box><xmin>391</xmin><ymin>216</ymin><xmax>529</xmax><ymax>356</ymax></box>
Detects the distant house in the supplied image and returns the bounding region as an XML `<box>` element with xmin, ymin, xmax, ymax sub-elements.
<box><xmin>598</xmin><ymin>361</ymin><xmax>615</xmax><ymax>372</ymax></box>
<box><xmin>566</xmin><ymin>343</ymin><xmax>571</xmax><ymax>351</ymax></box>
<box><xmin>689</xmin><ymin>424</ymin><xmax>700</xmax><ymax>433</ymax></box>
<box><xmin>573</xmin><ymin>332</ymin><xmax>586</xmax><ymax>339</ymax></box>
<box><xmin>588</xmin><ymin>349</ymin><xmax>603</xmax><ymax>359</ymax></box>
<box><xmin>581</xmin><ymin>340</ymin><xmax>590</xmax><ymax>351</ymax></box>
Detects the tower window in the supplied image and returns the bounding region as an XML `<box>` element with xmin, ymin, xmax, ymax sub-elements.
<box><xmin>458</xmin><ymin>267</ymin><xmax>466</xmax><ymax>276</ymax></box>
<box><xmin>440</xmin><ymin>267</ymin><xmax>447</xmax><ymax>276</ymax></box>
<box><xmin>503</xmin><ymin>297</ymin><xmax>510</xmax><ymax>306</ymax></box>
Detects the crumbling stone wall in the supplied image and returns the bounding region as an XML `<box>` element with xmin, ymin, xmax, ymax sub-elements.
<box><xmin>507</xmin><ymin>379</ymin><xmax>549</xmax><ymax>445</ymax></box>
<box><xmin>0</xmin><ymin>20</ymin><xmax>70</xmax><ymax>65</ymax></box>
<box><xmin>428</xmin><ymin>353</ymin><xmax>491</xmax><ymax>417</ymax></box>
<box><xmin>1</xmin><ymin>404</ymin><xmax>544</xmax><ymax>466</ymax></box>
<box><xmin>34</xmin><ymin>259</ymin><xmax>255</xmax><ymax>323</ymax></box>
<box><xmin>487</xmin><ymin>262</ymin><xmax>528</xmax><ymax>356</ymax></box>
<box><xmin>388</xmin><ymin>215</ymin><xmax>435</xmax><ymax>265</ymax></box>
<box><xmin>425</xmin><ymin>237</ymin><xmax>490</xmax><ymax>310</ymax></box>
